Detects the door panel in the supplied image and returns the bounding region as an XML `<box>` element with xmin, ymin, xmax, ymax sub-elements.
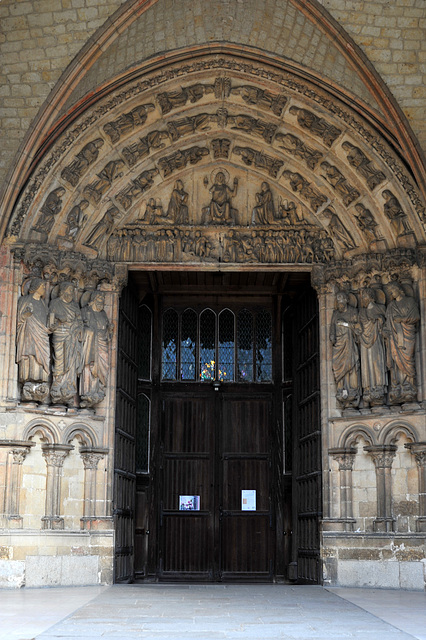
<box><xmin>220</xmin><ymin>395</ymin><xmax>273</xmax><ymax>579</ymax></box>
<box><xmin>293</xmin><ymin>287</ymin><xmax>321</xmax><ymax>584</ymax></box>
<box><xmin>158</xmin><ymin>390</ymin><xmax>274</xmax><ymax>581</ymax></box>
<box><xmin>159</xmin><ymin>394</ymin><xmax>215</xmax><ymax>580</ymax></box>
<box><xmin>114</xmin><ymin>285</ymin><xmax>138</xmax><ymax>583</ymax></box>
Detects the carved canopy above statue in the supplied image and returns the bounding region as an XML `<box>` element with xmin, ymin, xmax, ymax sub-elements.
<box><xmin>5</xmin><ymin>52</ymin><xmax>426</xmax><ymax>269</ymax></box>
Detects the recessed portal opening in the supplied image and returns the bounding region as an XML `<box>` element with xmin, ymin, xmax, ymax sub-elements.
<box><xmin>114</xmin><ymin>270</ymin><xmax>321</xmax><ymax>584</ymax></box>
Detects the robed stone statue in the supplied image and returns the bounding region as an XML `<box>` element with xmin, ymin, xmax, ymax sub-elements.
<box><xmin>329</xmin><ymin>291</ymin><xmax>361</xmax><ymax>408</ymax></box>
<box><xmin>79</xmin><ymin>291</ymin><xmax>112</xmax><ymax>408</ymax></box>
<box><xmin>356</xmin><ymin>288</ymin><xmax>387</xmax><ymax>407</ymax></box>
<box><xmin>16</xmin><ymin>277</ymin><xmax>51</xmax><ymax>404</ymax></box>
<box><xmin>383</xmin><ymin>281</ymin><xmax>420</xmax><ymax>404</ymax></box>
<box><xmin>49</xmin><ymin>281</ymin><xmax>84</xmax><ymax>407</ymax></box>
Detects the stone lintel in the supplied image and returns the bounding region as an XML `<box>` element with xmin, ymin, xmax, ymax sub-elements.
<box><xmin>322</xmin><ymin>518</ymin><xmax>356</xmax><ymax>532</ymax></box>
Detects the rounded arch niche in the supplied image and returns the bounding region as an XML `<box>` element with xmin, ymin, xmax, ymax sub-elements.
<box><xmin>5</xmin><ymin>47</ymin><xmax>426</xmax><ymax>274</ymax></box>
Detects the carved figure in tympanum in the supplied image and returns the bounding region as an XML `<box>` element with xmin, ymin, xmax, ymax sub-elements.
<box><xmin>103</xmin><ymin>104</ymin><xmax>155</xmax><ymax>143</ymax></box>
<box><xmin>322</xmin><ymin>207</ymin><xmax>356</xmax><ymax>252</ymax></box>
<box><xmin>33</xmin><ymin>187</ymin><xmax>66</xmax><ymax>237</ymax></box>
<box><xmin>166</xmin><ymin>180</ymin><xmax>189</xmax><ymax>224</ymax></box>
<box><xmin>202</xmin><ymin>171</ymin><xmax>238</xmax><ymax>225</ymax></box>
<box><xmin>158</xmin><ymin>146</ymin><xmax>209</xmax><ymax>177</ymax></box>
<box><xmin>83</xmin><ymin>206</ymin><xmax>121</xmax><ymax>254</ymax></box>
<box><xmin>16</xmin><ymin>277</ymin><xmax>51</xmax><ymax>404</ymax></box>
<box><xmin>289</xmin><ymin>106</ymin><xmax>342</xmax><ymax>146</ymax></box>
<box><xmin>157</xmin><ymin>84</ymin><xmax>212</xmax><ymax>114</ymax></box>
<box><xmin>139</xmin><ymin>198</ymin><xmax>164</xmax><ymax>224</ymax></box>
<box><xmin>356</xmin><ymin>287</ymin><xmax>387</xmax><ymax>407</ymax></box>
<box><xmin>233</xmin><ymin>85</ymin><xmax>287</xmax><ymax>116</ymax></box>
<box><xmin>342</xmin><ymin>142</ymin><xmax>386</xmax><ymax>190</ymax></box>
<box><xmin>233</xmin><ymin>147</ymin><xmax>283</xmax><ymax>177</ymax></box>
<box><xmin>229</xmin><ymin>114</ymin><xmax>277</xmax><ymax>143</ymax></box>
<box><xmin>252</xmin><ymin>182</ymin><xmax>276</xmax><ymax>225</ymax></box>
<box><xmin>275</xmin><ymin>132</ymin><xmax>323</xmax><ymax>169</ymax></box>
<box><xmin>122</xmin><ymin>130</ymin><xmax>169</xmax><ymax>167</ymax></box>
<box><xmin>79</xmin><ymin>291</ymin><xmax>112</xmax><ymax>408</ymax></box>
<box><xmin>61</xmin><ymin>139</ymin><xmax>104</xmax><ymax>187</ymax></box>
<box><xmin>115</xmin><ymin>168</ymin><xmax>158</xmax><ymax>211</ymax></box>
<box><xmin>166</xmin><ymin>114</ymin><xmax>212</xmax><ymax>142</ymax></box>
<box><xmin>276</xmin><ymin>199</ymin><xmax>300</xmax><ymax>225</ymax></box>
<box><xmin>282</xmin><ymin>171</ymin><xmax>327</xmax><ymax>212</ymax></box>
<box><xmin>383</xmin><ymin>281</ymin><xmax>420</xmax><ymax>405</ymax></box>
<box><xmin>83</xmin><ymin>160</ymin><xmax>124</xmax><ymax>205</ymax></box>
<box><xmin>320</xmin><ymin>162</ymin><xmax>360</xmax><ymax>207</ymax></box>
<box><xmin>211</xmin><ymin>138</ymin><xmax>231</xmax><ymax>159</ymax></box>
<box><xmin>382</xmin><ymin>190</ymin><xmax>412</xmax><ymax>237</ymax></box>
<box><xmin>64</xmin><ymin>200</ymin><xmax>89</xmax><ymax>242</ymax></box>
<box><xmin>353</xmin><ymin>203</ymin><xmax>381</xmax><ymax>245</ymax></box>
<box><xmin>329</xmin><ymin>291</ymin><xmax>361</xmax><ymax>409</ymax></box>
<box><xmin>48</xmin><ymin>282</ymin><xmax>83</xmax><ymax>407</ymax></box>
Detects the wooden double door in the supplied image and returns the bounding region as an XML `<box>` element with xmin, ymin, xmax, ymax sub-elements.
<box><xmin>158</xmin><ymin>387</ymin><xmax>274</xmax><ymax>581</ymax></box>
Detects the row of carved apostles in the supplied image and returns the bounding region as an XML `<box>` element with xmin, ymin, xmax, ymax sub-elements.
<box><xmin>330</xmin><ymin>280</ymin><xmax>420</xmax><ymax>409</ymax></box>
<box><xmin>16</xmin><ymin>278</ymin><xmax>112</xmax><ymax>408</ymax></box>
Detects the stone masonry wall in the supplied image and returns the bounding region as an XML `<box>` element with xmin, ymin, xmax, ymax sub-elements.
<box><xmin>0</xmin><ymin>0</ymin><xmax>424</xmax><ymax>208</ymax></box>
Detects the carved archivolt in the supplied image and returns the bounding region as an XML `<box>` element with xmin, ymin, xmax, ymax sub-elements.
<box><xmin>4</xmin><ymin>57</ymin><xmax>424</xmax><ymax>269</ymax></box>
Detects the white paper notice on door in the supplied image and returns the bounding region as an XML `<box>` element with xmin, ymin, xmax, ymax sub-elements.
<box><xmin>241</xmin><ymin>489</ymin><xmax>256</xmax><ymax>511</ymax></box>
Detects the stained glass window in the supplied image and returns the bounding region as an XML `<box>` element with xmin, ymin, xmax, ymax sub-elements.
<box><xmin>181</xmin><ymin>309</ymin><xmax>197</xmax><ymax>380</ymax></box>
<box><xmin>200</xmin><ymin>309</ymin><xmax>216</xmax><ymax>381</ymax></box>
<box><xmin>256</xmin><ymin>309</ymin><xmax>272</xmax><ymax>382</ymax></box>
<box><xmin>138</xmin><ymin>305</ymin><xmax>152</xmax><ymax>380</ymax></box>
<box><xmin>237</xmin><ymin>309</ymin><xmax>253</xmax><ymax>382</ymax></box>
<box><xmin>218</xmin><ymin>309</ymin><xmax>235</xmax><ymax>382</ymax></box>
<box><xmin>162</xmin><ymin>308</ymin><xmax>178</xmax><ymax>380</ymax></box>
<box><xmin>136</xmin><ymin>394</ymin><xmax>150</xmax><ymax>472</ymax></box>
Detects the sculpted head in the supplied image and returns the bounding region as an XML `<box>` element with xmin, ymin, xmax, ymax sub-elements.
<box><xmin>216</xmin><ymin>172</ymin><xmax>225</xmax><ymax>184</ymax></box>
<box><xmin>360</xmin><ymin>288</ymin><xmax>375</xmax><ymax>307</ymax></box>
<box><xmin>28</xmin><ymin>277</ymin><xmax>46</xmax><ymax>299</ymax></box>
<box><xmin>336</xmin><ymin>291</ymin><xmax>349</xmax><ymax>311</ymax></box>
<box><xmin>59</xmin><ymin>282</ymin><xmax>75</xmax><ymax>303</ymax></box>
<box><xmin>90</xmin><ymin>291</ymin><xmax>105</xmax><ymax>311</ymax></box>
<box><xmin>387</xmin><ymin>281</ymin><xmax>404</xmax><ymax>300</ymax></box>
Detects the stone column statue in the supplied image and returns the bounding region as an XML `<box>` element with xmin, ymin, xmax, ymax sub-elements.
<box><xmin>16</xmin><ymin>277</ymin><xmax>51</xmax><ymax>404</ymax></box>
<box><xmin>356</xmin><ymin>287</ymin><xmax>387</xmax><ymax>407</ymax></box>
<box><xmin>48</xmin><ymin>281</ymin><xmax>84</xmax><ymax>407</ymax></box>
<box><xmin>79</xmin><ymin>291</ymin><xmax>112</xmax><ymax>408</ymax></box>
<box><xmin>329</xmin><ymin>291</ymin><xmax>361</xmax><ymax>408</ymax></box>
<box><xmin>383</xmin><ymin>281</ymin><xmax>420</xmax><ymax>404</ymax></box>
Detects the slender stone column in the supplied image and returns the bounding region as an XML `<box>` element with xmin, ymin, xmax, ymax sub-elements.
<box><xmin>327</xmin><ymin>448</ymin><xmax>357</xmax><ymax>531</ymax></box>
<box><xmin>41</xmin><ymin>444</ymin><xmax>73</xmax><ymax>530</ymax></box>
<box><xmin>364</xmin><ymin>445</ymin><xmax>397</xmax><ymax>532</ymax></box>
<box><xmin>0</xmin><ymin>440</ymin><xmax>35</xmax><ymax>528</ymax></box>
<box><xmin>405</xmin><ymin>442</ymin><xmax>426</xmax><ymax>532</ymax></box>
<box><xmin>80</xmin><ymin>447</ymin><xmax>109</xmax><ymax>530</ymax></box>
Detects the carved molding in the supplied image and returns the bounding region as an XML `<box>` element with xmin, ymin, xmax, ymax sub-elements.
<box><xmin>6</xmin><ymin>58</ymin><xmax>425</xmax><ymax>241</ymax></box>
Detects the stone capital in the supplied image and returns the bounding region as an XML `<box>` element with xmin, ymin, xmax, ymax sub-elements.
<box><xmin>80</xmin><ymin>449</ymin><xmax>107</xmax><ymax>470</ymax></box>
<box><xmin>405</xmin><ymin>442</ymin><xmax>426</xmax><ymax>467</ymax></box>
<box><xmin>41</xmin><ymin>444</ymin><xmax>73</xmax><ymax>468</ymax></box>
<box><xmin>364</xmin><ymin>445</ymin><xmax>397</xmax><ymax>468</ymax></box>
<box><xmin>329</xmin><ymin>447</ymin><xmax>357</xmax><ymax>471</ymax></box>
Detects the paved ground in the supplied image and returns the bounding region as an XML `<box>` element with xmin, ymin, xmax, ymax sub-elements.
<box><xmin>1</xmin><ymin>584</ymin><xmax>425</xmax><ymax>640</ymax></box>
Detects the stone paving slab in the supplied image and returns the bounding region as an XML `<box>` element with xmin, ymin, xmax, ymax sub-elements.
<box><xmin>32</xmin><ymin>584</ymin><xmax>421</xmax><ymax>640</ymax></box>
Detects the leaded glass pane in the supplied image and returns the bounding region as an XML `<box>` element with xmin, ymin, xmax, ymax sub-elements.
<box><xmin>138</xmin><ymin>305</ymin><xmax>152</xmax><ymax>380</ymax></box>
<box><xmin>218</xmin><ymin>309</ymin><xmax>234</xmax><ymax>382</ymax></box>
<box><xmin>199</xmin><ymin>309</ymin><xmax>216</xmax><ymax>381</ymax></box>
<box><xmin>136</xmin><ymin>394</ymin><xmax>150</xmax><ymax>472</ymax></box>
<box><xmin>256</xmin><ymin>309</ymin><xmax>272</xmax><ymax>381</ymax></box>
<box><xmin>181</xmin><ymin>309</ymin><xmax>197</xmax><ymax>380</ymax></box>
<box><xmin>237</xmin><ymin>309</ymin><xmax>253</xmax><ymax>382</ymax></box>
<box><xmin>162</xmin><ymin>308</ymin><xmax>178</xmax><ymax>380</ymax></box>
